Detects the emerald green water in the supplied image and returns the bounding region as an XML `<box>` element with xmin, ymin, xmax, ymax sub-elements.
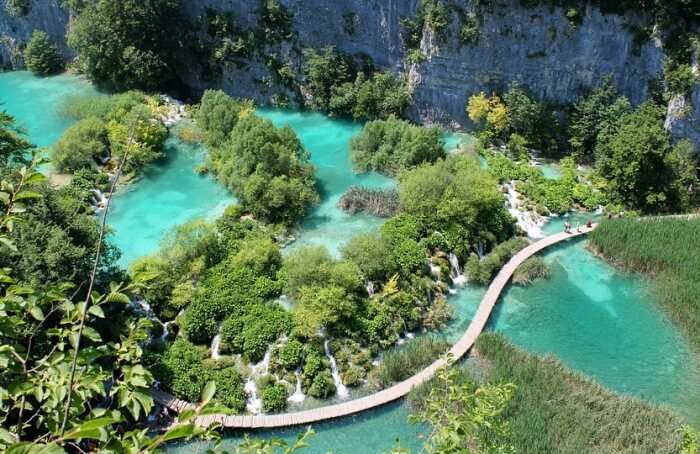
<box><xmin>3</xmin><ymin>73</ymin><xmax>699</xmax><ymax>452</ymax></box>
<box><xmin>492</xmin><ymin>239</ymin><xmax>700</xmax><ymax>423</ymax></box>
<box><xmin>0</xmin><ymin>71</ymin><xmax>99</xmax><ymax>148</ymax></box>
<box><xmin>257</xmin><ymin>109</ymin><xmax>394</xmax><ymax>257</ymax></box>
<box><xmin>108</xmin><ymin>130</ymin><xmax>234</xmax><ymax>266</ymax></box>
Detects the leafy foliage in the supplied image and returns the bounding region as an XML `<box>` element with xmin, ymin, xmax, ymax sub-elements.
<box><xmin>411</xmin><ymin>356</ymin><xmax>516</xmax><ymax>454</ymax></box>
<box><xmin>67</xmin><ymin>0</ymin><xmax>183</xmax><ymax>90</ymax></box>
<box><xmin>595</xmin><ymin>101</ymin><xmax>698</xmax><ymax>213</ymax></box>
<box><xmin>399</xmin><ymin>154</ymin><xmax>515</xmax><ymax>258</ymax></box>
<box><xmin>350</xmin><ymin>118</ymin><xmax>445</xmax><ymax>176</ymax></box>
<box><xmin>208</xmin><ymin>114</ymin><xmax>319</xmax><ymax>225</ymax></box>
<box><xmin>303</xmin><ymin>47</ymin><xmax>411</xmax><ymax>120</ymax></box>
<box><xmin>23</xmin><ymin>30</ymin><xmax>63</xmax><ymax>75</ymax></box>
<box><xmin>50</xmin><ymin>117</ymin><xmax>108</xmax><ymax>172</ymax></box>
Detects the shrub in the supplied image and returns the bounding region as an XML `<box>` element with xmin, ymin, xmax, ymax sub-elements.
<box><xmin>210</xmin><ymin>366</ymin><xmax>247</xmax><ymax>413</ymax></box>
<box><xmin>51</xmin><ymin>117</ymin><xmax>108</xmax><ymax>172</ymax></box>
<box><xmin>303</xmin><ymin>47</ymin><xmax>410</xmax><ymax>120</ymax></box>
<box><xmin>308</xmin><ymin>370</ymin><xmax>336</xmax><ymax>398</ymax></box>
<box><xmin>342</xmin><ymin>364</ymin><xmax>365</xmax><ymax>387</ymax></box>
<box><xmin>261</xmin><ymin>383</ymin><xmax>288</xmax><ymax>413</ymax></box>
<box><xmin>279</xmin><ymin>338</ymin><xmax>305</xmax><ymax>370</ymax></box>
<box><xmin>512</xmin><ymin>256</ymin><xmax>550</xmax><ymax>285</ymax></box>
<box><xmin>67</xmin><ymin>0</ymin><xmax>181</xmax><ymax>90</ymax></box>
<box><xmin>160</xmin><ymin>339</ymin><xmax>208</xmax><ymax>402</ymax></box>
<box><xmin>466</xmin><ymin>237</ymin><xmax>529</xmax><ymax>285</ymax></box>
<box><xmin>399</xmin><ymin>155</ymin><xmax>515</xmax><ymax>256</ymax></box>
<box><xmin>5</xmin><ymin>0</ymin><xmax>30</xmax><ymax>16</ymax></box>
<box><xmin>280</xmin><ymin>245</ymin><xmax>363</xmax><ymax>298</ymax></box>
<box><xmin>350</xmin><ymin>118</ymin><xmax>445</xmax><ymax>176</ymax></box>
<box><xmin>209</xmin><ymin>114</ymin><xmax>319</xmax><ymax>225</ymax></box>
<box><xmin>377</xmin><ymin>337</ymin><xmax>450</xmax><ymax>387</ymax></box>
<box><xmin>24</xmin><ymin>30</ymin><xmax>62</xmax><ymax>75</ymax></box>
<box><xmin>338</xmin><ymin>186</ymin><xmax>400</xmax><ymax>217</ymax></box>
<box><xmin>196</xmin><ymin>90</ymin><xmax>252</xmax><ymax>147</ymax></box>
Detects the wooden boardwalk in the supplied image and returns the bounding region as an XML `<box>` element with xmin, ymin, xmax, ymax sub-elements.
<box><xmin>152</xmin><ymin>226</ymin><xmax>596</xmax><ymax>429</ymax></box>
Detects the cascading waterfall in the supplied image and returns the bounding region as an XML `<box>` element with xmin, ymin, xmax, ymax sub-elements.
<box><xmin>91</xmin><ymin>189</ymin><xmax>108</xmax><ymax>213</ymax></box>
<box><xmin>210</xmin><ymin>330</ymin><xmax>222</xmax><ymax>360</ymax></box>
<box><xmin>448</xmin><ymin>253</ymin><xmax>467</xmax><ymax>287</ymax></box>
<box><xmin>287</xmin><ymin>370</ymin><xmax>306</xmax><ymax>404</ymax></box>
<box><xmin>505</xmin><ymin>182</ymin><xmax>545</xmax><ymax>238</ymax></box>
<box><xmin>324</xmin><ymin>340</ymin><xmax>349</xmax><ymax>399</ymax></box>
<box><xmin>245</xmin><ymin>349</ymin><xmax>271</xmax><ymax>414</ymax></box>
<box><xmin>366</xmin><ymin>281</ymin><xmax>375</xmax><ymax>297</ymax></box>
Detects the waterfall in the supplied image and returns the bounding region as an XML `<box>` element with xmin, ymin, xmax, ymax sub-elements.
<box><xmin>448</xmin><ymin>253</ymin><xmax>467</xmax><ymax>287</ymax></box>
<box><xmin>287</xmin><ymin>371</ymin><xmax>306</xmax><ymax>404</ymax></box>
<box><xmin>130</xmin><ymin>298</ymin><xmax>154</xmax><ymax>317</ymax></box>
<box><xmin>324</xmin><ymin>340</ymin><xmax>349</xmax><ymax>399</ymax></box>
<box><xmin>366</xmin><ymin>281</ymin><xmax>375</xmax><ymax>298</ymax></box>
<box><xmin>91</xmin><ymin>189</ymin><xmax>108</xmax><ymax>213</ymax></box>
<box><xmin>245</xmin><ymin>349</ymin><xmax>272</xmax><ymax>414</ymax></box>
<box><xmin>245</xmin><ymin>379</ymin><xmax>262</xmax><ymax>414</ymax></box>
<box><xmin>210</xmin><ymin>332</ymin><xmax>222</xmax><ymax>360</ymax></box>
<box><xmin>505</xmin><ymin>182</ymin><xmax>545</xmax><ymax>239</ymax></box>
<box><xmin>160</xmin><ymin>321</ymin><xmax>172</xmax><ymax>343</ymax></box>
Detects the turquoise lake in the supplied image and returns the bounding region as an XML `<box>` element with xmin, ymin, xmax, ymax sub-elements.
<box><xmin>2</xmin><ymin>72</ymin><xmax>699</xmax><ymax>452</ymax></box>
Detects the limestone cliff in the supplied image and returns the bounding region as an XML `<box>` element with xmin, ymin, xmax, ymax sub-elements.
<box><xmin>0</xmin><ymin>0</ymin><xmax>71</xmax><ymax>68</ymax></box>
<box><xmin>0</xmin><ymin>0</ymin><xmax>698</xmax><ymax>146</ymax></box>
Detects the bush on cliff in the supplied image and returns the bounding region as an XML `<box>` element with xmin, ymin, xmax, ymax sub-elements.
<box><xmin>68</xmin><ymin>0</ymin><xmax>182</xmax><ymax>90</ymax></box>
<box><xmin>24</xmin><ymin>30</ymin><xmax>63</xmax><ymax>75</ymax></box>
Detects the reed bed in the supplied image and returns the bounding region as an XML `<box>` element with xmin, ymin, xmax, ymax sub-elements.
<box><xmin>376</xmin><ymin>336</ymin><xmax>450</xmax><ymax>387</ymax></box>
<box><xmin>589</xmin><ymin>217</ymin><xmax>700</xmax><ymax>350</ymax></box>
<box><xmin>409</xmin><ymin>333</ymin><xmax>682</xmax><ymax>453</ymax></box>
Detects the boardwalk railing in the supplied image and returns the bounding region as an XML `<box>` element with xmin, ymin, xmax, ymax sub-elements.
<box><xmin>152</xmin><ymin>226</ymin><xmax>596</xmax><ymax>429</ymax></box>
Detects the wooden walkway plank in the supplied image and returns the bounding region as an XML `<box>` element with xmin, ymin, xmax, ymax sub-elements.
<box><xmin>151</xmin><ymin>227</ymin><xmax>595</xmax><ymax>429</ymax></box>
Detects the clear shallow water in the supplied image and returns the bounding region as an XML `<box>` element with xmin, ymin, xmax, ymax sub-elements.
<box><xmin>258</xmin><ymin>108</ymin><xmax>395</xmax><ymax>257</ymax></box>
<box><xmin>0</xmin><ymin>71</ymin><xmax>100</xmax><ymax>148</ymax></box>
<box><xmin>108</xmin><ymin>132</ymin><xmax>234</xmax><ymax>266</ymax></box>
<box><xmin>491</xmin><ymin>239</ymin><xmax>700</xmax><ymax>423</ymax></box>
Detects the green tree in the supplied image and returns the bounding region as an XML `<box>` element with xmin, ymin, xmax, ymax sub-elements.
<box><xmin>293</xmin><ymin>285</ymin><xmax>357</xmax><ymax>338</ymax></box>
<box><xmin>412</xmin><ymin>361</ymin><xmax>516</xmax><ymax>454</ymax></box>
<box><xmin>23</xmin><ymin>30</ymin><xmax>63</xmax><ymax>75</ymax></box>
<box><xmin>0</xmin><ymin>111</ymin><xmax>32</xmax><ymax>165</ymax></box>
<box><xmin>209</xmin><ymin>114</ymin><xmax>319</xmax><ymax>225</ymax></box>
<box><xmin>67</xmin><ymin>0</ymin><xmax>182</xmax><ymax>90</ymax></box>
<box><xmin>50</xmin><ymin>117</ymin><xmax>108</xmax><ymax>172</ymax></box>
<box><xmin>569</xmin><ymin>78</ymin><xmax>632</xmax><ymax>163</ymax></box>
<box><xmin>595</xmin><ymin>101</ymin><xmax>698</xmax><ymax>213</ymax></box>
<box><xmin>399</xmin><ymin>155</ymin><xmax>514</xmax><ymax>257</ymax></box>
<box><xmin>351</xmin><ymin>118</ymin><xmax>445</xmax><ymax>176</ymax></box>
<box><xmin>196</xmin><ymin>89</ymin><xmax>253</xmax><ymax>147</ymax></box>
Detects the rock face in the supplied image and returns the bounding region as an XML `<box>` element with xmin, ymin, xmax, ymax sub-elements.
<box><xmin>0</xmin><ymin>0</ymin><xmax>697</xmax><ymax>146</ymax></box>
<box><xmin>0</xmin><ymin>0</ymin><xmax>71</xmax><ymax>69</ymax></box>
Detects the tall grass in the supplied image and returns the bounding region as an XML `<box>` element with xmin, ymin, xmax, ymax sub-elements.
<box><xmin>409</xmin><ymin>333</ymin><xmax>682</xmax><ymax>453</ymax></box>
<box><xmin>589</xmin><ymin>217</ymin><xmax>700</xmax><ymax>350</ymax></box>
<box><xmin>376</xmin><ymin>336</ymin><xmax>450</xmax><ymax>388</ymax></box>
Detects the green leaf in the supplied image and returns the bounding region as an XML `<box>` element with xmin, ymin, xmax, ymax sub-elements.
<box><xmin>28</xmin><ymin>305</ymin><xmax>45</xmax><ymax>321</ymax></box>
<box><xmin>201</xmin><ymin>381</ymin><xmax>216</xmax><ymax>404</ymax></box>
<box><xmin>62</xmin><ymin>417</ymin><xmax>117</xmax><ymax>441</ymax></box>
<box><xmin>0</xmin><ymin>237</ymin><xmax>17</xmax><ymax>253</ymax></box>
<box><xmin>160</xmin><ymin>424</ymin><xmax>196</xmax><ymax>442</ymax></box>
<box><xmin>14</xmin><ymin>191</ymin><xmax>42</xmax><ymax>201</ymax></box>
<box><xmin>87</xmin><ymin>305</ymin><xmax>105</xmax><ymax>318</ymax></box>
<box><xmin>0</xmin><ymin>427</ymin><xmax>16</xmax><ymax>444</ymax></box>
